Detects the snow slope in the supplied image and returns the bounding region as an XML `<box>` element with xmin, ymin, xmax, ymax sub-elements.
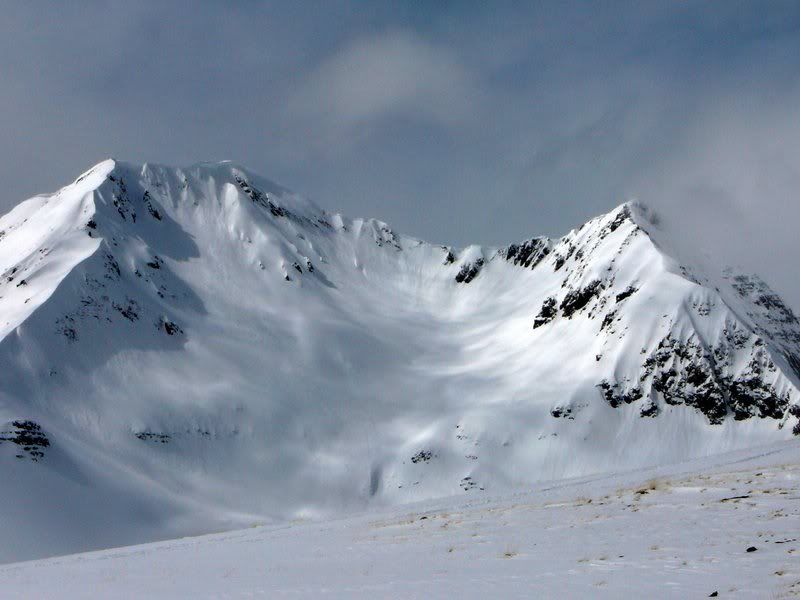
<box><xmin>2</xmin><ymin>439</ymin><xmax>799</xmax><ymax>598</ymax></box>
<box><xmin>0</xmin><ymin>159</ymin><xmax>799</xmax><ymax>562</ymax></box>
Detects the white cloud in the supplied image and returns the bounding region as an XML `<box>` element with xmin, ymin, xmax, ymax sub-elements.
<box><xmin>288</xmin><ymin>31</ymin><xmax>479</xmax><ymax>143</ymax></box>
<box><xmin>630</xmin><ymin>84</ymin><xmax>800</xmax><ymax>305</ymax></box>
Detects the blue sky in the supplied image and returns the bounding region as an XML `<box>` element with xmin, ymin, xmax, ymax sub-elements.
<box><xmin>2</xmin><ymin>1</ymin><xmax>800</xmax><ymax>303</ymax></box>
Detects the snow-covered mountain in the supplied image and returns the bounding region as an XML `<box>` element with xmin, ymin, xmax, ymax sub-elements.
<box><xmin>1</xmin><ymin>159</ymin><xmax>799</xmax><ymax>562</ymax></box>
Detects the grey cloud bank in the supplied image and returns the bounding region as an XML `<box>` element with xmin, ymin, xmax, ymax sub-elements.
<box><xmin>2</xmin><ymin>1</ymin><xmax>799</xmax><ymax>306</ymax></box>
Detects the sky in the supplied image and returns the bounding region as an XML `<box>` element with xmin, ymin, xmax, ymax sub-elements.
<box><xmin>1</xmin><ymin>1</ymin><xmax>800</xmax><ymax>306</ymax></box>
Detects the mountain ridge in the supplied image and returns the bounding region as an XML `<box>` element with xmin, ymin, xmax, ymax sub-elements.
<box><xmin>0</xmin><ymin>159</ymin><xmax>798</xmax><ymax>562</ymax></box>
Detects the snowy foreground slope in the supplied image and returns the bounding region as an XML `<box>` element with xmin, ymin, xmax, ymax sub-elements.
<box><xmin>1</xmin><ymin>159</ymin><xmax>799</xmax><ymax>563</ymax></box>
<box><xmin>2</xmin><ymin>440</ymin><xmax>800</xmax><ymax>599</ymax></box>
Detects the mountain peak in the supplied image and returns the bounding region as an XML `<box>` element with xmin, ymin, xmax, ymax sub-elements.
<box><xmin>0</xmin><ymin>160</ymin><xmax>798</xmax><ymax>562</ymax></box>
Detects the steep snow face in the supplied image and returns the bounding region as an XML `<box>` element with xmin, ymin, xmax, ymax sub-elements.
<box><xmin>0</xmin><ymin>159</ymin><xmax>798</xmax><ymax>562</ymax></box>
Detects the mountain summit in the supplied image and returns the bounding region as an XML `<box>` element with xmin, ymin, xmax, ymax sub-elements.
<box><xmin>1</xmin><ymin>159</ymin><xmax>798</xmax><ymax>561</ymax></box>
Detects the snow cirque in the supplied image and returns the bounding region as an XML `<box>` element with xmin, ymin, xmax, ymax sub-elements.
<box><xmin>0</xmin><ymin>158</ymin><xmax>798</xmax><ymax>562</ymax></box>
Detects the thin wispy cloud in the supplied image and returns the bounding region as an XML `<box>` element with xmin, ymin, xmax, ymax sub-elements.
<box><xmin>289</xmin><ymin>30</ymin><xmax>479</xmax><ymax>146</ymax></box>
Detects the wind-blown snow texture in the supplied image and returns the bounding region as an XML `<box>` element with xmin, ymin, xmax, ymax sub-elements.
<box><xmin>5</xmin><ymin>440</ymin><xmax>800</xmax><ymax>598</ymax></box>
<box><xmin>1</xmin><ymin>159</ymin><xmax>799</xmax><ymax>562</ymax></box>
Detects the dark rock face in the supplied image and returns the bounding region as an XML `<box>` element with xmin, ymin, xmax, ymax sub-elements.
<box><xmin>143</xmin><ymin>191</ymin><xmax>162</xmax><ymax>221</ymax></box>
<box><xmin>374</xmin><ymin>225</ymin><xmax>401</xmax><ymax>250</ymax></box>
<box><xmin>560</xmin><ymin>280</ymin><xmax>604</xmax><ymax>318</ymax></box>
<box><xmin>113</xmin><ymin>299</ymin><xmax>140</xmax><ymax>322</ymax></box>
<box><xmin>600</xmin><ymin>310</ymin><xmax>617</xmax><ymax>331</ymax></box>
<box><xmin>639</xmin><ymin>336</ymin><xmax>729</xmax><ymax>424</ymax></box>
<box><xmin>504</xmin><ymin>238</ymin><xmax>551</xmax><ymax>270</ymax></box>
<box><xmin>600</xmin><ymin>329</ymin><xmax>791</xmax><ymax>424</ymax></box>
<box><xmin>234</xmin><ymin>175</ymin><xmax>286</xmax><ymax>218</ymax></box>
<box><xmin>615</xmin><ymin>286</ymin><xmax>637</xmax><ymax>303</ymax></box>
<box><xmin>639</xmin><ymin>401</ymin><xmax>660</xmax><ymax>418</ymax></box>
<box><xmin>145</xmin><ymin>256</ymin><xmax>162</xmax><ymax>270</ymax></box>
<box><xmin>550</xmin><ymin>406</ymin><xmax>574</xmax><ymax>419</ymax></box>
<box><xmin>533</xmin><ymin>297</ymin><xmax>557</xmax><ymax>329</ymax></box>
<box><xmin>0</xmin><ymin>421</ymin><xmax>50</xmax><ymax>461</ymax></box>
<box><xmin>455</xmin><ymin>259</ymin><xmax>484</xmax><ymax>284</ymax></box>
<box><xmin>598</xmin><ymin>381</ymin><xmax>643</xmax><ymax>408</ymax></box>
<box><xmin>411</xmin><ymin>450</ymin><xmax>433</xmax><ymax>464</ymax></box>
<box><xmin>600</xmin><ymin>205</ymin><xmax>631</xmax><ymax>239</ymax></box>
<box><xmin>108</xmin><ymin>175</ymin><xmax>137</xmax><ymax>222</ymax></box>
<box><xmin>727</xmin><ymin>376</ymin><xmax>788</xmax><ymax>421</ymax></box>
